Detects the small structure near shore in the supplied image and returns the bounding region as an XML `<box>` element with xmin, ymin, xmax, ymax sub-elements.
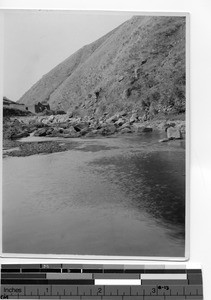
<box><xmin>34</xmin><ymin>101</ymin><xmax>50</xmax><ymax>113</ymax></box>
<box><xmin>159</xmin><ymin>126</ymin><xmax>182</xmax><ymax>143</ymax></box>
<box><xmin>26</xmin><ymin>101</ymin><xmax>51</xmax><ymax>114</ymax></box>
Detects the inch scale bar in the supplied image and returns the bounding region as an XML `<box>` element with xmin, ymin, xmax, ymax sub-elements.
<box><xmin>1</xmin><ymin>264</ymin><xmax>203</xmax><ymax>299</ymax></box>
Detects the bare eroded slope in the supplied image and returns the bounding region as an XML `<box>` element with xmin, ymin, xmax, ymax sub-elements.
<box><xmin>19</xmin><ymin>16</ymin><xmax>186</xmax><ymax>119</ymax></box>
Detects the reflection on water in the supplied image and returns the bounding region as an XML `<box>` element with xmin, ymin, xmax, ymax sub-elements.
<box><xmin>90</xmin><ymin>150</ymin><xmax>185</xmax><ymax>239</ymax></box>
<box><xmin>3</xmin><ymin>134</ymin><xmax>186</xmax><ymax>257</ymax></box>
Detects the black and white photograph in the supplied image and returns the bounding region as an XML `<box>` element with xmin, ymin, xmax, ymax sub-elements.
<box><xmin>2</xmin><ymin>11</ymin><xmax>188</xmax><ymax>258</ymax></box>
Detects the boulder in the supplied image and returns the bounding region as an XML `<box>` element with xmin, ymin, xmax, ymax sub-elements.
<box><xmin>74</xmin><ymin>122</ymin><xmax>89</xmax><ymax>132</ymax></box>
<box><xmin>119</xmin><ymin>110</ymin><xmax>127</xmax><ymax>117</ymax></box>
<box><xmin>167</xmin><ymin>127</ymin><xmax>181</xmax><ymax>139</ymax></box>
<box><xmin>179</xmin><ymin>124</ymin><xmax>186</xmax><ymax>134</ymax></box>
<box><xmin>138</xmin><ymin>116</ymin><xmax>146</xmax><ymax>122</ymax></box>
<box><xmin>58</xmin><ymin>128</ymin><xmax>64</xmax><ymax>133</ymax></box>
<box><xmin>133</xmin><ymin>124</ymin><xmax>153</xmax><ymax>133</ymax></box>
<box><xmin>69</xmin><ymin>117</ymin><xmax>79</xmax><ymax>126</ymax></box>
<box><xmin>100</xmin><ymin>122</ymin><xmax>108</xmax><ymax>128</ymax></box>
<box><xmin>51</xmin><ymin>126</ymin><xmax>78</xmax><ymax>138</ymax></box>
<box><xmin>56</xmin><ymin>114</ymin><xmax>70</xmax><ymax>123</ymax></box>
<box><xmin>91</xmin><ymin>123</ymin><xmax>100</xmax><ymax>130</ymax></box>
<box><xmin>164</xmin><ymin>122</ymin><xmax>176</xmax><ymax>132</ymax></box>
<box><xmin>107</xmin><ymin>124</ymin><xmax>117</xmax><ymax>134</ymax></box>
<box><xmin>37</xmin><ymin>117</ymin><xmax>45</xmax><ymax>124</ymax></box>
<box><xmin>58</xmin><ymin>122</ymin><xmax>70</xmax><ymax>129</ymax></box>
<box><xmin>41</xmin><ymin>117</ymin><xmax>51</xmax><ymax>125</ymax></box>
<box><xmin>120</xmin><ymin>127</ymin><xmax>132</xmax><ymax>134</ymax></box>
<box><xmin>97</xmin><ymin>128</ymin><xmax>106</xmax><ymax>135</ymax></box>
<box><xmin>159</xmin><ymin>138</ymin><xmax>169</xmax><ymax>143</ymax></box>
<box><xmin>106</xmin><ymin>115</ymin><xmax>118</xmax><ymax>123</ymax></box>
<box><xmin>49</xmin><ymin>128</ymin><xmax>60</xmax><ymax>137</ymax></box>
<box><xmin>121</xmin><ymin>122</ymin><xmax>131</xmax><ymax>129</ymax></box>
<box><xmin>142</xmin><ymin>127</ymin><xmax>153</xmax><ymax>133</ymax></box>
<box><xmin>34</xmin><ymin>127</ymin><xmax>48</xmax><ymax>137</ymax></box>
<box><xmin>45</xmin><ymin>128</ymin><xmax>54</xmax><ymax>135</ymax></box>
<box><xmin>68</xmin><ymin>111</ymin><xmax>73</xmax><ymax>118</ymax></box>
<box><xmin>28</xmin><ymin>117</ymin><xmax>37</xmax><ymax>125</ymax></box>
<box><xmin>63</xmin><ymin>126</ymin><xmax>76</xmax><ymax>134</ymax></box>
<box><xmin>55</xmin><ymin>110</ymin><xmax>66</xmax><ymax>115</ymax></box>
<box><xmin>12</xmin><ymin>119</ymin><xmax>21</xmax><ymax>127</ymax></box>
<box><xmin>48</xmin><ymin>115</ymin><xmax>55</xmax><ymax>122</ymax></box>
<box><xmin>129</xmin><ymin>113</ymin><xmax>138</xmax><ymax>124</ymax></box>
<box><xmin>86</xmin><ymin>131</ymin><xmax>96</xmax><ymax>137</ymax></box>
<box><xmin>115</xmin><ymin>118</ymin><xmax>125</xmax><ymax>126</ymax></box>
<box><xmin>98</xmin><ymin>124</ymin><xmax>116</xmax><ymax>136</ymax></box>
<box><xmin>28</xmin><ymin>126</ymin><xmax>37</xmax><ymax>133</ymax></box>
<box><xmin>60</xmin><ymin>128</ymin><xmax>68</xmax><ymax>134</ymax></box>
<box><xmin>118</xmin><ymin>75</ymin><xmax>124</xmax><ymax>82</ymax></box>
<box><xmin>80</xmin><ymin>127</ymin><xmax>90</xmax><ymax>136</ymax></box>
<box><xmin>11</xmin><ymin>130</ymin><xmax>30</xmax><ymax>139</ymax></box>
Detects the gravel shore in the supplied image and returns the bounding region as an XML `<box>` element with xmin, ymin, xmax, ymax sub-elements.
<box><xmin>3</xmin><ymin>139</ymin><xmax>80</xmax><ymax>157</ymax></box>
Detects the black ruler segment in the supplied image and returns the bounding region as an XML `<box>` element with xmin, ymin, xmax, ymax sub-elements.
<box><xmin>1</xmin><ymin>265</ymin><xmax>41</xmax><ymax>269</ymax></box>
<box><xmin>62</xmin><ymin>268</ymin><xmax>82</xmax><ymax>273</ymax></box>
<box><xmin>125</xmin><ymin>269</ymin><xmax>145</xmax><ymax>273</ymax></box>
<box><xmin>21</xmin><ymin>269</ymin><xmax>43</xmax><ymax>273</ymax></box>
<box><xmin>0</xmin><ymin>297</ymin><xmax>204</xmax><ymax>300</ymax></box>
<box><xmin>1</xmin><ymin>279</ymin><xmax>95</xmax><ymax>285</ymax></box>
<box><xmin>1</xmin><ymin>274</ymin><xmax>46</xmax><ymax>279</ymax></box>
<box><xmin>1</xmin><ymin>264</ymin><xmax>203</xmax><ymax>299</ymax></box>
<box><xmin>1</xmin><ymin>269</ymin><xmax>21</xmax><ymax>273</ymax></box>
<box><xmin>188</xmin><ymin>274</ymin><xmax>203</xmax><ymax>284</ymax></box>
<box><xmin>104</xmin><ymin>269</ymin><xmax>125</xmax><ymax>273</ymax></box>
<box><xmin>40</xmin><ymin>269</ymin><xmax>61</xmax><ymax>273</ymax></box>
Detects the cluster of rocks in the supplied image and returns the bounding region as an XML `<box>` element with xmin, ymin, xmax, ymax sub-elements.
<box><xmin>3</xmin><ymin>118</ymin><xmax>32</xmax><ymax>140</ymax></box>
<box><xmin>3</xmin><ymin>111</ymin><xmax>185</xmax><ymax>141</ymax></box>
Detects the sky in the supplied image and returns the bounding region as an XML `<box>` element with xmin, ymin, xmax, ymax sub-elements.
<box><xmin>3</xmin><ymin>10</ymin><xmax>132</xmax><ymax>101</ymax></box>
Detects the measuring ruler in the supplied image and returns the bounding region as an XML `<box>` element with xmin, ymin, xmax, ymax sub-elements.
<box><xmin>1</xmin><ymin>264</ymin><xmax>203</xmax><ymax>299</ymax></box>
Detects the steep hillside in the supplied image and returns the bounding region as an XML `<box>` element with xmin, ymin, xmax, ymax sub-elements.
<box><xmin>3</xmin><ymin>96</ymin><xmax>32</xmax><ymax>117</ymax></box>
<box><xmin>18</xmin><ymin>16</ymin><xmax>186</xmax><ymax>120</ymax></box>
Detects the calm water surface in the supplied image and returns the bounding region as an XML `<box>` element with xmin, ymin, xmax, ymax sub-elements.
<box><xmin>3</xmin><ymin>133</ymin><xmax>185</xmax><ymax>257</ymax></box>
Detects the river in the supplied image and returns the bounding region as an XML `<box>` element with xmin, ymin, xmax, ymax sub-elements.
<box><xmin>3</xmin><ymin>133</ymin><xmax>186</xmax><ymax>257</ymax></box>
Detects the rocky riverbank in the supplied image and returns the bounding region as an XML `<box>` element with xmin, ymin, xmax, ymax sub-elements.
<box><xmin>4</xmin><ymin>111</ymin><xmax>185</xmax><ymax>138</ymax></box>
<box><xmin>3</xmin><ymin>112</ymin><xmax>185</xmax><ymax>156</ymax></box>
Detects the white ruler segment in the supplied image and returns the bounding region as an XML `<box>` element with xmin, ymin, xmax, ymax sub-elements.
<box><xmin>95</xmin><ymin>279</ymin><xmax>142</xmax><ymax>285</ymax></box>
